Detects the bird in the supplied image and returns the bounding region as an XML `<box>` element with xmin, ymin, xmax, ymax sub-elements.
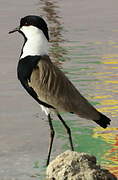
<box><xmin>9</xmin><ymin>15</ymin><xmax>111</xmax><ymax>166</ymax></box>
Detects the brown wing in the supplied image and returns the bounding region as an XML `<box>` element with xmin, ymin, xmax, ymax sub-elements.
<box><xmin>30</xmin><ymin>55</ymin><xmax>100</xmax><ymax>120</ymax></box>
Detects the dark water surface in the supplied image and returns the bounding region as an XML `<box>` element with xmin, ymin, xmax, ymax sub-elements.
<box><xmin>0</xmin><ymin>0</ymin><xmax>118</xmax><ymax>179</ymax></box>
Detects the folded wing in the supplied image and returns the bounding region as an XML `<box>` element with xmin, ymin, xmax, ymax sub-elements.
<box><xmin>30</xmin><ymin>55</ymin><xmax>100</xmax><ymax>120</ymax></box>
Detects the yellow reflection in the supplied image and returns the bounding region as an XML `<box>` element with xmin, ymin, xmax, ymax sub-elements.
<box><xmin>105</xmin><ymin>80</ymin><xmax>118</xmax><ymax>84</ymax></box>
<box><xmin>98</xmin><ymin>106</ymin><xmax>118</xmax><ymax>113</ymax></box>
<box><xmin>94</xmin><ymin>52</ymin><xmax>118</xmax><ymax>118</ymax></box>
<box><xmin>107</xmin><ymin>41</ymin><xmax>117</xmax><ymax>45</ymax></box>
<box><xmin>102</xmin><ymin>53</ymin><xmax>118</xmax><ymax>64</ymax></box>
<box><xmin>111</xmin><ymin>67</ymin><xmax>118</xmax><ymax>69</ymax></box>
<box><xmin>100</xmin><ymin>100</ymin><xmax>118</xmax><ymax>106</ymax></box>
<box><xmin>95</xmin><ymin>72</ymin><xmax>111</xmax><ymax>75</ymax></box>
<box><xmin>93</xmin><ymin>127</ymin><xmax>118</xmax><ymax>142</ymax></box>
<box><xmin>92</xmin><ymin>95</ymin><xmax>112</xmax><ymax>99</ymax></box>
<box><xmin>93</xmin><ymin>128</ymin><xmax>118</xmax><ymax>176</ymax></box>
<box><xmin>92</xmin><ymin>43</ymin><xmax>118</xmax><ymax>177</ymax></box>
<box><xmin>95</xmin><ymin>41</ymin><xmax>103</xmax><ymax>45</ymax></box>
<box><xmin>108</xmin><ymin>41</ymin><xmax>116</xmax><ymax>45</ymax></box>
<box><xmin>104</xmin><ymin>61</ymin><xmax>118</xmax><ymax>64</ymax></box>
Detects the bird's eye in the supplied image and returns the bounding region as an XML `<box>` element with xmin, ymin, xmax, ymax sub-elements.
<box><xmin>25</xmin><ymin>22</ymin><xmax>29</xmax><ymax>26</ymax></box>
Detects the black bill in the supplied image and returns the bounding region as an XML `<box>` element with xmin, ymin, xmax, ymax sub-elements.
<box><xmin>9</xmin><ymin>26</ymin><xmax>20</xmax><ymax>34</ymax></box>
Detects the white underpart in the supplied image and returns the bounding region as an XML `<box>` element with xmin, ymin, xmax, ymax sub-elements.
<box><xmin>20</xmin><ymin>25</ymin><xmax>49</xmax><ymax>58</ymax></box>
<box><xmin>20</xmin><ymin>26</ymin><xmax>51</xmax><ymax>116</ymax></box>
<box><xmin>40</xmin><ymin>105</ymin><xmax>50</xmax><ymax>116</ymax></box>
<box><xmin>40</xmin><ymin>105</ymin><xmax>58</xmax><ymax>116</ymax></box>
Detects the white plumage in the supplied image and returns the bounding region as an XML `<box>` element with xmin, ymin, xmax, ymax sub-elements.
<box><xmin>20</xmin><ymin>25</ymin><xmax>49</xmax><ymax>59</ymax></box>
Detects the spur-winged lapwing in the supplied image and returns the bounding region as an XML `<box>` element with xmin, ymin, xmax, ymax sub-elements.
<box><xmin>9</xmin><ymin>15</ymin><xmax>111</xmax><ymax>165</ymax></box>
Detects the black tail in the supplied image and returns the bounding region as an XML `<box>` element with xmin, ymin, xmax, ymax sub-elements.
<box><xmin>93</xmin><ymin>113</ymin><xmax>111</xmax><ymax>128</ymax></box>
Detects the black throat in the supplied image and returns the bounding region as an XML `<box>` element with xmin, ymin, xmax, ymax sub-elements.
<box><xmin>19</xmin><ymin>31</ymin><xmax>27</xmax><ymax>58</ymax></box>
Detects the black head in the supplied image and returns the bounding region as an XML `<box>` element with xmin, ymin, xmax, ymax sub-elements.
<box><xmin>9</xmin><ymin>15</ymin><xmax>49</xmax><ymax>41</ymax></box>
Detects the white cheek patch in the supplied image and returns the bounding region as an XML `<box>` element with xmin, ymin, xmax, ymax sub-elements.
<box><xmin>20</xmin><ymin>25</ymin><xmax>49</xmax><ymax>58</ymax></box>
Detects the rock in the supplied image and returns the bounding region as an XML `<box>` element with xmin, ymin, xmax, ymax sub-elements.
<box><xmin>46</xmin><ymin>150</ymin><xmax>117</xmax><ymax>180</ymax></box>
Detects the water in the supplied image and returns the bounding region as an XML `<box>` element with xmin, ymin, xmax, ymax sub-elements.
<box><xmin>0</xmin><ymin>0</ymin><xmax>118</xmax><ymax>179</ymax></box>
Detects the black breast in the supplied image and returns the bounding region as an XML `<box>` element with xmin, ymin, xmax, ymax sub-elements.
<box><xmin>17</xmin><ymin>55</ymin><xmax>41</xmax><ymax>82</ymax></box>
<box><xmin>17</xmin><ymin>55</ymin><xmax>55</xmax><ymax>109</ymax></box>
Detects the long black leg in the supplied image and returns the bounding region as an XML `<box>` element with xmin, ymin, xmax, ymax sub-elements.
<box><xmin>57</xmin><ymin>113</ymin><xmax>74</xmax><ymax>151</ymax></box>
<box><xmin>46</xmin><ymin>114</ymin><xmax>55</xmax><ymax>166</ymax></box>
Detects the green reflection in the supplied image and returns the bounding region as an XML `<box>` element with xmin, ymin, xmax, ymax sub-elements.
<box><xmin>39</xmin><ymin>0</ymin><xmax>68</xmax><ymax>63</ymax></box>
<box><xmin>53</xmin><ymin>119</ymin><xmax>111</xmax><ymax>164</ymax></box>
<box><xmin>37</xmin><ymin>0</ymin><xmax>118</xmax><ymax>178</ymax></box>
